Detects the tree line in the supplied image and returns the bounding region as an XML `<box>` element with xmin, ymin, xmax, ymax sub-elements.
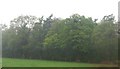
<box><xmin>1</xmin><ymin>14</ymin><xmax>118</xmax><ymax>64</ymax></box>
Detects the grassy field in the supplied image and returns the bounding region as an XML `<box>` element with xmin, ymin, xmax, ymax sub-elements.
<box><xmin>2</xmin><ymin>58</ymin><xmax>118</xmax><ymax>67</ymax></box>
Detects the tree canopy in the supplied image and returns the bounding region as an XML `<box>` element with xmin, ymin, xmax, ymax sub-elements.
<box><xmin>1</xmin><ymin>14</ymin><xmax>118</xmax><ymax>64</ymax></box>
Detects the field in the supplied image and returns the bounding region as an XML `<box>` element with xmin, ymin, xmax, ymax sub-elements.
<box><xmin>2</xmin><ymin>58</ymin><xmax>118</xmax><ymax>67</ymax></box>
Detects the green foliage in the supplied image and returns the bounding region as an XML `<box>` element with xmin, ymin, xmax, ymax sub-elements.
<box><xmin>92</xmin><ymin>14</ymin><xmax>118</xmax><ymax>63</ymax></box>
<box><xmin>2</xmin><ymin>14</ymin><xmax>118</xmax><ymax>64</ymax></box>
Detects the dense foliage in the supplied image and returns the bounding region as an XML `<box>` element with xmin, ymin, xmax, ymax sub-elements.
<box><xmin>1</xmin><ymin>14</ymin><xmax>118</xmax><ymax>64</ymax></box>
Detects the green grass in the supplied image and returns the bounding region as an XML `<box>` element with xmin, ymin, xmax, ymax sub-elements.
<box><xmin>2</xmin><ymin>58</ymin><xmax>118</xmax><ymax>67</ymax></box>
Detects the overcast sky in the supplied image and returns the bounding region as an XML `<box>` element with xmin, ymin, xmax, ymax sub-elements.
<box><xmin>0</xmin><ymin>0</ymin><xmax>119</xmax><ymax>25</ymax></box>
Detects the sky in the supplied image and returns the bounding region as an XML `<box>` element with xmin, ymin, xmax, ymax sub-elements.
<box><xmin>0</xmin><ymin>0</ymin><xmax>119</xmax><ymax>25</ymax></box>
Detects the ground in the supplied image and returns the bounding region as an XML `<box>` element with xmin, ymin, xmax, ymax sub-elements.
<box><xmin>2</xmin><ymin>58</ymin><xmax>118</xmax><ymax>67</ymax></box>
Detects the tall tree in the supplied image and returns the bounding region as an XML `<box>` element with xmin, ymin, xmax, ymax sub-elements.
<box><xmin>92</xmin><ymin>14</ymin><xmax>118</xmax><ymax>63</ymax></box>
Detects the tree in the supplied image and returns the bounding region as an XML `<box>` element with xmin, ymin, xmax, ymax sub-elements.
<box><xmin>2</xmin><ymin>14</ymin><xmax>118</xmax><ymax>64</ymax></box>
<box><xmin>44</xmin><ymin>14</ymin><xmax>96</xmax><ymax>61</ymax></box>
<box><xmin>3</xmin><ymin>15</ymin><xmax>39</xmax><ymax>58</ymax></box>
<box><xmin>92</xmin><ymin>14</ymin><xmax>118</xmax><ymax>63</ymax></box>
